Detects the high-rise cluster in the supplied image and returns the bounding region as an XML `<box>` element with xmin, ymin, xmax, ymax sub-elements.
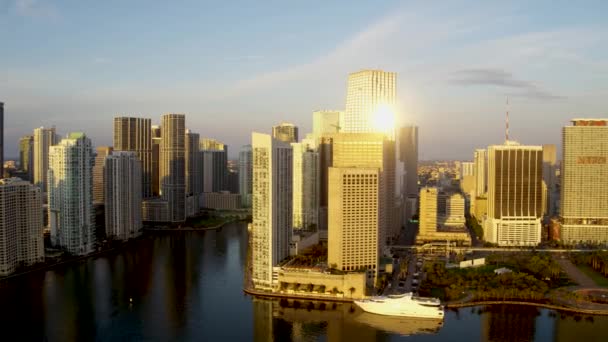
<box><xmin>250</xmin><ymin>69</ymin><xmax>414</xmax><ymax>290</ymax></box>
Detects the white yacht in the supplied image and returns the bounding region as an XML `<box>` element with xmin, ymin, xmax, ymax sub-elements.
<box><xmin>354</xmin><ymin>292</ymin><xmax>444</xmax><ymax>319</ymax></box>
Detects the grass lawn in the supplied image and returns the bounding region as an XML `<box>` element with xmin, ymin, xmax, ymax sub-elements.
<box><xmin>576</xmin><ymin>264</ymin><xmax>608</xmax><ymax>287</ymax></box>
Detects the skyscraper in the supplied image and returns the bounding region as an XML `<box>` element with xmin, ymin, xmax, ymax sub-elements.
<box><xmin>398</xmin><ymin>125</ymin><xmax>419</xmax><ymax>221</ymax></box>
<box><xmin>201</xmin><ymin>139</ymin><xmax>228</xmax><ymax>193</ymax></box>
<box><xmin>113</xmin><ymin>117</ymin><xmax>152</xmax><ymax>198</ymax></box>
<box><xmin>419</xmin><ymin>187</ymin><xmax>438</xmax><ymax>237</ymax></box>
<box><xmin>542</xmin><ymin>144</ymin><xmax>558</xmax><ymax>218</ymax></box>
<box><xmin>328</xmin><ymin>133</ymin><xmax>395</xmax><ymax>281</ymax></box>
<box><xmin>272</xmin><ymin>123</ymin><xmax>299</xmax><ymax>143</ymax></box>
<box><xmin>33</xmin><ymin>127</ymin><xmax>58</xmax><ymax>193</ymax></box>
<box><xmin>152</xmin><ymin>136</ymin><xmax>161</xmax><ymax>196</ymax></box>
<box><xmin>312</xmin><ymin>110</ymin><xmax>343</xmax><ymax>136</ymax></box>
<box><xmin>291</xmin><ymin>140</ymin><xmax>319</xmax><ymax>231</ymax></box>
<box><xmin>474</xmin><ymin>149</ymin><xmax>487</xmax><ymax>197</ymax></box>
<box><xmin>185</xmin><ymin>130</ymin><xmax>202</xmax><ymax>216</ymax></box>
<box><xmin>160</xmin><ymin>114</ymin><xmax>186</xmax><ymax>223</ymax></box>
<box><xmin>93</xmin><ymin>146</ymin><xmax>113</xmax><ymax>204</ymax></box>
<box><xmin>239</xmin><ymin>145</ymin><xmax>253</xmax><ymax>207</ymax></box>
<box><xmin>561</xmin><ymin>119</ymin><xmax>608</xmax><ymax>243</ymax></box>
<box><xmin>185</xmin><ymin>130</ymin><xmax>202</xmax><ymax>196</ymax></box>
<box><xmin>250</xmin><ymin>132</ymin><xmax>292</xmax><ymax>290</ymax></box>
<box><xmin>19</xmin><ymin>135</ymin><xmax>34</xmax><ymax>180</ymax></box>
<box><xmin>48</xmin><ymin>133</ymin><xmax>95</xmax><ymax>255</ymax></box>
<box><xmin>104</xmin><ymin>151</ymin><xmax>142</xmax><ymax>240</ymax></box>
<box><xmin>344</xmin><ymin>70</ymin><xmax>396</xmax><ymax>135</ymax></box>
<box><xmin>0</xmin><ymin>102</ymin><xmax>3</xmax><ymax>178</ymax></box>
<box><xmin>485</xmin><ymin>142</ymin><xmax>543</xmax><ymax>246</ymax></box>
<box><xmin>0</xmin><ymin>178</ymin><xmax>44</xmax><ymax>276</ymax></box>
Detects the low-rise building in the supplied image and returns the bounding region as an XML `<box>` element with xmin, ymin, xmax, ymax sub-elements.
<box><xmin>276</xmin><ymin>268</ymin><xmax>366</xmax><ymax>299</ymax></box>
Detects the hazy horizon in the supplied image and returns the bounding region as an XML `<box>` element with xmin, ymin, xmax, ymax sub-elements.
<box><xmin>2</xmin><ymin>0</ymin><xmax>607</xmax><ymax>160</ymax></box>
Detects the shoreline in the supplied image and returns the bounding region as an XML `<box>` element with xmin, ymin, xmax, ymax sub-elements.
<box><xmin>0</xmin><ymin>238</ymin><xmax>144</xmax><ymax>282</ymax></box>
<box><xmin>445</xmin><ymin>300</ymin><xmax>608</xmax><ymax>316</ymax></box>
<box><xmin>243</xmin><ymin>286</ymin><xmax>608</xmax><ymax>316</ymax></box>
<box><xmin>144</xmin><ymin>219</ymin><xmax>243</xmax><ymax>232</ymax></box>
<box><xmin>1</xmin><ymin>220</ymin><xmax>248</xmax><ymax>281</ymax></box>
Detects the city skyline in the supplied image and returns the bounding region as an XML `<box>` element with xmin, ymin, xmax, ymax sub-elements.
<box><xmin>2</xmin><ymin>1</ymin><xmax>608</xmax><ymax>160</ymax></box>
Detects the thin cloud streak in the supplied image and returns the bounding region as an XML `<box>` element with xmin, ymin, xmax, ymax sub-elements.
<box><xmin>13</xmin><ymin>0</ymin><xmax>59</xmax><ymax>19</ymax></box>
<box><xmin>450</xmin><ymin>68</ymin><xmax>565</xmax><ymax>100</ymax></box>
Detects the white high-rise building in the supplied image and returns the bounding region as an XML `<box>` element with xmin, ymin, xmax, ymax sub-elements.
<box><xmin>48</xmin><ymin>133</ymin><xmax>95</xmax><ymax>255</ymax></box>
<box><xmin>444</xmin><ymin>193</ymin><xmax>466</xmax><ymax>226</ymax></box>
<box><xmin>33</xmin><ymin>127</ymin><xmax>58</xmax><ymax>193</ymax></box>
<box><xmin>561</xmin><ymin>119</ymin><xmax>608</xmax><ymax>243</ymax></box>
<box><xmin>104</xmin><ymin>151</ymin><xmax>142</xmax><ymax>241</ymax></box>
<box><xmin>250</xmin><ymin>132</ymin><xmax>292</xmax><ymax>290</ymax></box>
<box><xmin>485</xmin><ymin>142</ymin><xmax>543</xmax><ymax>246</ymax></box>
<box><xmin>344</xmin><ymin>70</ymin><xmax>396</xmax><ymax>136</ymax></box>
<box><xmin>312</xmin><ymin>110</ymin><xmax>343</xmax><ymax>136</ymax></box>
<box><xmin>0</xmin><ymin>178</ymin><xmax>44</xmax><ymax>276</ymax></box>
<box><xmin>239</xmin><ymin>145</ymin><xmax>253</xmax><ymax>208</ymax></box>
<box><xmin>291</xmin><ymin>139</ymin><xmax>319</xmax><ymax>231</ymax></box>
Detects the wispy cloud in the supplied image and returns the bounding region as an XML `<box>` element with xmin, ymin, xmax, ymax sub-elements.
<box><xmin>450</xmin><ymin>68</ymin><xmax>564</xmax><ymax>100</ymax></box>
<box><xmin>14</xmin><ymin>0</ymin><xmax>59</xmax><ymax>19</ymax></box>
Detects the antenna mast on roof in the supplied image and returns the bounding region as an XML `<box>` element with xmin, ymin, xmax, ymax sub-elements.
<box><xmin>505</xmin><ymin>98</ymin><xmax>509</xmax><ymax>143</ymax></box>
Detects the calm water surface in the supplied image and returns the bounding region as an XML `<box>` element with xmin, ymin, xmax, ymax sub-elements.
<box><xmin>0</xmin><ymin>222</ymin><xmax>606</xmax><ymax>341</ymax></box>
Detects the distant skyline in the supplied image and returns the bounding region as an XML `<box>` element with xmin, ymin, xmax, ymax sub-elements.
<box><xmin>1</xmin><ymin>0</ymin><xmax>607</xmax><ymax>160</ymax></box>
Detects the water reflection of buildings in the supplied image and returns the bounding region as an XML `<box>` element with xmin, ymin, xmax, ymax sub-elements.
<box><xmin>252</xmin><ymin>298</ymin><xmax>443</xmax><ymax>341</ymax></box>
<box><xmin>553</xmin><ymin>312</ymin><xmax>608</xmax><ymax>342</ymax></box>
<box><xmin>480</xmin><ymin>305</ymin><xmax>538</xmax><ymax>341</ymax></box>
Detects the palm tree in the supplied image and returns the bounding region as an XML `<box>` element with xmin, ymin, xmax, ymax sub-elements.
<box><xmin>349</xmin><ymin>287</ymin><xmax>356</xmax><ymax>298</ymax></box>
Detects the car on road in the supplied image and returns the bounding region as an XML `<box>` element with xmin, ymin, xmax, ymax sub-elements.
<box><xmin>398</xmin><ymin>282</ymin><xmax>405</xmax><ymax>288</ymax></box>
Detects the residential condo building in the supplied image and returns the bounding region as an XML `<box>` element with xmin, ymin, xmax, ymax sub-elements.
<box><xmin>48</xmin><ymin>133</ymin><xmax>95</xmax><ymax>255</ymax></box>
<box><xmin>33</xmin><ymin>127</ymin><xmax>58</xmax><ymax>193</ymax></box>
<box><xmin>104</xmin><ymin>151</ymin><xmax>142</xmax><ymax>240</ymax></box>
<box><xmin>113</xmin><ymin>117</ymin><xmax>152</xmax><ymax>198</ymax></box>
<box><xmin>160</xmin><ymin>114</ymin><xmax>186</xmax><ymax>223</ymax></box>
<box><xmin>0</xmin><ymin>178</ymin><xmax>44</xmax><ymax>276</ymax></box>
<box><xmin>250</xmin><ymin>132</ymin><xmax>292</xmax><ymax>290</ymax></box>
<box><xmin>560</xmin><ymin>119</ymin><xmax>608</xmax><ymax>243</ymax></box>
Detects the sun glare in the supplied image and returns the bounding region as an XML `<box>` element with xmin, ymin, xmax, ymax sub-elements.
<box><xmin>372</xmin><ymin>104</ymin><xmax>395</xmax><ymax>133</ymax></box>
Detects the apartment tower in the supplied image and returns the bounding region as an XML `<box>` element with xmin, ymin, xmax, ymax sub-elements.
<box><xmin>560</xmin><ymin>119</ymin><xmax>608</xmax><ymax>243</ymax></box>
<box><xmin>160</xmin><ymin>114</ymin><xmax>186</xmax><ymax>222</ymax></box>
<box><xmin>104</xmin><ymin>151</ymin><xmax>142</xmax><ymax>240</ymax></box>
<box><xmin>113</xmin><ymin>117</ymin><xmax>152</xmax><ymax>198</ymax></box>
<box><xmin>250</xmin><ymin>132</ymin><xmax>292</xmax><ymax>290</ymax></box>
<box><xmin>48</xmin><ymin>133</ymin><xmax>95</xmax><ymax>255</ymax></box>
<box><xmin>33</xmin><ymin>127</ymin><xmax>58</xmax><ymax>192</ymax></box>
<box><xmin>0</xmin><ymin>178</ymin><xmax>44</xmax><ymax>276</ymax></box>
<box><xmin>93</xmin><ymin>146</ymin><xmax>113</xmax><ymax>204</ymax></box>
<box><xmin>239</xmin><ymin>145</ymin><xmax>253</xmax><ymax>207</ymax></box>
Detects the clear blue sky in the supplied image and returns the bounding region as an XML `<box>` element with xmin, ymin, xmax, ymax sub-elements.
<box><xmin>1</xmin><ymin>0</ymin><xmax>607</xmax><ymax>159</ymax></box>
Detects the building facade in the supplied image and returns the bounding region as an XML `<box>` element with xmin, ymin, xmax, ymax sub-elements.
<box><xmin>250</xmin><ymin>132</ymin><xmax>292</xmax><ymax>290</ymax></box>
<box><xmin>560</xmin><ymin>119</ymin><xmax>608</xmax><ymax>243</ymax></box>
<box><xmin>344</xmin><ymin>70</ymin><xmax>396</xmax><ymax>135</ymax></box>
<box><xmin>485</xmin><ymin>143</ymin><xmax>543</xmax><ymax>246</ymax></box>
<box><xmin>33</xmin><ymin>127</ymin><xmax>58</xmax><ymax>193</ymax></box>
<box><xmin>48</xmin><ymin>133</ymin><xmax>95</xmax><ymax>255</ymax></box>
<box><xmin>93</xmin><ymin>146</ymin><xmax>113</xmax><ymax>204</ymax></box>
<box><xmin>272</xmin><ymin>123</ymin><xmax>299</xmax><ymax>143</ymax></box>
<box><xmin>239</xmin><ymin>145</ymin><xmax>253</xmax><ymax>208</ymax></box>
<box><xmin>104</xmin><ymin>151</ymin><xmax>142</xmax><ymax>240</ymax></box>
<box><xmin>160</xmin><ymin>114</ymin><xmax>186</xmax><ymax>223</ymax></box>
<box><xmin>113</xmin><ymin>117</ymin><xmax>152</xmax><ymax>198</ymax></box>
<box><xmin>19</xmin><ymin>135</ymin><xmax>34</xmax><ymax>181</ymax></box>
<box><xmin>0</xmin><ymin>102</ymin><xmax>3</xmax><ymax>177</ymax></box>
<box><xmin>0</xmin><ymin>178</ymin><xmax>44</xmax><ymax>276</ymax></box>
<box><xmin>291</xmin><ymin>140</ymin><xmax>320</xmax><ymax>231</ymax></box>
<box><xmin>312</xmin><ymin>110</ymin><xmax>343</xmax><ymax>136</ymax></box>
